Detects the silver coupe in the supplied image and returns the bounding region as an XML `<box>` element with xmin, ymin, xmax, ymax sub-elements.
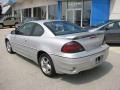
<box><xmin>5</xmin><ymin>20</ymin><xmax>109</xmax><ymax>77</ymax></box>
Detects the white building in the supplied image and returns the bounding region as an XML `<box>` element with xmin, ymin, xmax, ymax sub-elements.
<box><xmin>110</xmin><ymin>0</ymin><xmax>120</xmax><ymax>20</ymax></box>
<box><xmin>11</xmin><ymin>0</ymin><xmax>120</xmax><ymax>27</ymax></box>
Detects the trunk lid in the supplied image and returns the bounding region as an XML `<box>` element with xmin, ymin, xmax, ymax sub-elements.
<box><xmin>57</xmin><ymin>31</ymin><xmax>104</xmax><ymax>51</ymax></box>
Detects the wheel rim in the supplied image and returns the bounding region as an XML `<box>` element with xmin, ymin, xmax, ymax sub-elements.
<box><xmin>6</xmin><ymin>41</ymin><xmax>11</xmax><ymax>52</ymax></box>
<box><xmin>40</xmin><ymin>57</ymin><xmax>52</xmax><ymax>75</ymax></box>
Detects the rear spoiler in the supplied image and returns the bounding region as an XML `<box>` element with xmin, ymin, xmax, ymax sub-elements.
<box><xmin>65</xmin><ymin>31</ymin><xmax>104</xmax><ymax>40</ymax></box>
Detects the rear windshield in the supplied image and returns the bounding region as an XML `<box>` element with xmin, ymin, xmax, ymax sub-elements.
<box><xmin>44</xmin><ymin>21</ymin><xmax>87</xmax><ymax>35</ymax></box>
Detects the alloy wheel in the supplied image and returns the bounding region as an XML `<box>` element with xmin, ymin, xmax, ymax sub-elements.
<box><xmin>6</xmin><ymin>41</ymin><xmax>11</xmax><ymax>52</ymax></box>
<box><xmin>6</xmin><ymin>40</ymin><xmax>14</xmax><ymax>54</ymax></box>
<box><xmin>40</xmin><ymin>56</ymin><xmax>52</xmax><ymax>75</ymax></box>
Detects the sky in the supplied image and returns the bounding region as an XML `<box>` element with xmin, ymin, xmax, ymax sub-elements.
<box><xmin>0</xmin><ymin>0</ymin><xmax>16</xmax><ymax>5</ymax></box>
<box><xmin>0</xmin><ymin>0</ymin><xmax>8</xmax><ymax>4</ymax></box>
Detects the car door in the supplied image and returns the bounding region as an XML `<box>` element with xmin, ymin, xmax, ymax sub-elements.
<box><xmin>13</xmin><ymin>23</ymin><xmax>34</xmax><ymax>57</ymax></box>
<box><xmin>3</xmin><ymin>17</ymin><xmax>11</xmax><ymax>26</ymax></box>
<box><xmin>103</xmin><ymin>22</ymin><xmax>120</xmax><ymax>43</ymax></box>
<box><xmin>22</xmin><ymin>23</ymin><xmax>45</xmax><ymax>62</ymax></box>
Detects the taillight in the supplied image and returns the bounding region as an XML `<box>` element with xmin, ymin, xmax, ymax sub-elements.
<box><xmin>61</xmin><ymin>41</ymin><xmax>85</xmax><ymax>53</ymax></box>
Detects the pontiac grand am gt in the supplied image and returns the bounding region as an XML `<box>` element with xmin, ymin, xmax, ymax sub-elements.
<box><xmin>5</xmin><ymin>20</ymin><xmax>109</xmax><ymax>77</ymax></box>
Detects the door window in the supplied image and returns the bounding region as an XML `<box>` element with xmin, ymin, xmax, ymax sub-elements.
<box><xmin>5</xmin><ymin>17</ymin><xmax>11</xmax><ymax>21</ymax></box>
<box><xmin>11</xmin><ymin>17</ymin><xmax>15</xmax><ymax>20</ymax></box>
<box><xmin>118</xmin><ymin>22</ymin><xmax>120</xmax><ymax>29</ymax></box>
<box><xmin>17</xmin><ymin>23</ymin><xmax>34</xmax><ymax>36</ymax></box>
<box><xmin>31</xmin><ymin>24</ymin><xmax>44</xmax><ymax>36</ymax></box>
<box><xmin>106</xmin><ymin>22</ymin><xmax>120</xmax><ymax>30</ymax></box>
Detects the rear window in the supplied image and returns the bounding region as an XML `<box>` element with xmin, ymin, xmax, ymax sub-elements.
<box><xmin>44</xmin><ymin>21</ymin><xmax>87</xmax><ymax>35</ymax></box>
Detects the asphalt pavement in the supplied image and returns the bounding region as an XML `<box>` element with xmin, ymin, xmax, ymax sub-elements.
<box><xmin>0</xmin><ymin>28</ymin><xmax>120</xmax><ymax>90</ymax></box>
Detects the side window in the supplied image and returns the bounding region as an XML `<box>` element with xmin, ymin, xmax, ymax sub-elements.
<box><xmin>106</xmin><ymin>22</ymin><xmax>120</xmax><ymax>30</ymax></box>
<box><xmin>118</xmin><ymin>22</ymin><xmax>120</xmax><ymax>30</ymax></box>
<box><xmin>5</xmin><ymin>17</ymin><xmax>11</xmax><ymax>20</ymax></box>
<box><xmin>107</xmin><ymin>23</ymin><xmax>114</xmax><ymax>29</ymax></box>
<box><xmin>11</xmin><ymin>17</ymin><xmax>15</xmax><ymax>20</ymax></box>
<box><xmin>106</xmin><ymin>23</ymin><xmax>114</xmax><ymax>29</ymax></box>
<box><xmin>17</xmin><ymin>23</ymin><xmax>34</xmax><ymax>36</ymax></box>
<box><xmin>31</xmin><ymin>24</ymin><xmax>44</xmax><ymax>36</ymax></box>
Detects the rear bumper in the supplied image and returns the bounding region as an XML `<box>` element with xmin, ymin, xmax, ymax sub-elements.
<box><xmin>50</xmin><ymin>44</ymin><xmax>109</xmax><ymax>74</ymax></box>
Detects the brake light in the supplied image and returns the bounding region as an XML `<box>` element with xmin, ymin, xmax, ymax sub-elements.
<box><xmin>61</xmin><ymin>41</ymin><xmax>85</xmax><ymax>53</ymax></box>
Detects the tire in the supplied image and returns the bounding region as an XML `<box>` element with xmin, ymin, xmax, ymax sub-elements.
<box><xmin>38</xmin><ymin>53</ymin><xmax>56</xmax><ymax>77</ymax></box>
<box><xmin>6</xmin><ymin>40</ymin><xmax>14</xmax><ymax>54</ymax></box>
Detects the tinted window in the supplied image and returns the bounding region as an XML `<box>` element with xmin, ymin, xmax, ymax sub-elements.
<box><xmin>31</xmin><ymin>24</ymin><xmax>44</xmax><ymax>36</ymax></box>
<box><xmin>17</xmin><ymin>23</ymin><xmax>34</xmax><ymax>36</ymax></box>
<box><xmin>11</xmin><ymin>17</ymin><xmax>15</xmax><ymax>20</ymax></box>
<box><xmin>5</xmin><ymin>17</ymin><xmax>11</xmax><ymax>20</ymax></box>
<box><xmin>105</xmin><ymin>22</ymin><xmax>120</xmax><ymax>30</ymax></box>
<box><xmin>44</xmin><ymin>21</ymin><xmax>87</xmax><ymax>35</ymax></box>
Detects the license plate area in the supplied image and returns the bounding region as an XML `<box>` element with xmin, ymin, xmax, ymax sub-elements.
<box><xmin>95</xmin><ymin>55</ymin><xmax>103</xmax><ymax>64</ymax></box>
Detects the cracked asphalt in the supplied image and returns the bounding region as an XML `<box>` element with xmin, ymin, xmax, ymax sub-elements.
<box><xmin>0</xmin><ymin>28</ymin><xmax>120</xmax><ymax>90</ymax></box>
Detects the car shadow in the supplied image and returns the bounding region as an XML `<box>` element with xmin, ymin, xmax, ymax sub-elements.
<box><xmin>55</xmin><ymin>61</ymin><xmax>113</xmax><ymax>84</ymax></box>
<box><xmin>15</xmin><ymin>54</ymin><xmax>113</xmax><ymax>84</ymax></box>
<box><xmin>16</xmin><ymin>53</ymin><xmax>39</xmax><ymax>68</ymax></box>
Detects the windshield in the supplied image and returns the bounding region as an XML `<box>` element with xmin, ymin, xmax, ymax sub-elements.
<box><xmin>44</xmin><ymin>21</ymin><xmax>87</xmax><ymax>35</ymax></box>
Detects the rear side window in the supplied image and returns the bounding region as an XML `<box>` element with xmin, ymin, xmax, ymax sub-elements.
<box><xmin>44</xmin><ymin>21</ymin><xmax>86</xmax><ymax>36</ymax></box>
<box><xmin>17</xmin><ymin>23</ymin><xmax>34</xmax><ymax>36</ymax></box>
<box><xmin>103</xmin><ymin>22</ymin><xmax>120</xmax><ymax>30</ymax></box>
<box><xmin>31</xmin><ymin>24</ymin><xmax>44</xmax><ymax>36</ymax></box>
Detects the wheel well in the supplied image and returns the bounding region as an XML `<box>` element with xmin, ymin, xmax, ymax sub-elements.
<box><xmin>37</xmin><ymin>51</ymin><xmax>48</xmax><ymax>63</ymax></box>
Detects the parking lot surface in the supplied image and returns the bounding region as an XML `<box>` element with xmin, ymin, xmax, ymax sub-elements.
<box><xmin>0</xmin><ymin>28</ymin><xmax>120</xmax><ymax>90</ymax></box>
